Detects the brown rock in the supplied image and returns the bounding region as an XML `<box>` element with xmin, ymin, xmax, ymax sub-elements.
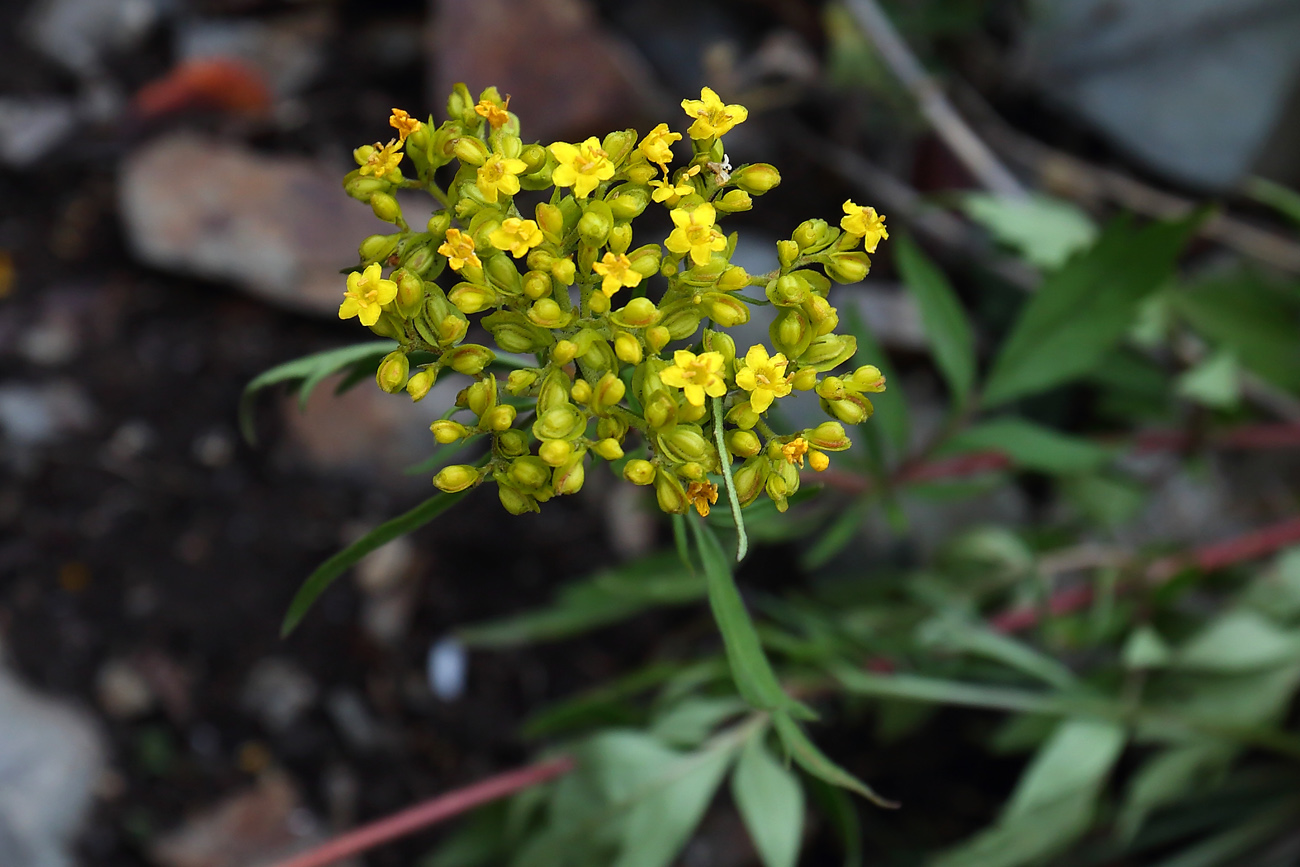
<box><xmin>119</xmin><ymin>133</ymin><xmax>388</xmax><ymax>316</ymax></box>
<box><xmin>429</xmin><ymin>0</ymin><xmax>657</xmax><ymax>142</ymax></box>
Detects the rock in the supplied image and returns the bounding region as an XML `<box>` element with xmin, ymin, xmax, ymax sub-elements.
<box><xmin>0</xmin><ymin>662</ymin><xmax>105</xmax><ymax>867</ymax></box>
<box><xmin>240</xmin><ymin>659</ymin><xmax>317</xmax><ymax>733</ymax></box>
<box><xmin>23</xmin><ymin>0</ymin><xmax>160</xmax><ymax>76</ymax></box>
<box><xmin>150</xmin><ymin>773</ymin><xmax>332</xmax><ymax>867</ymax></box>
<box><xmin>118</xmin><ymin>133</ymin><xmax>392</xmax><ymax>316</ymax></box>
<box><xmin>429</xmin><ymin>0</ymin><xmax>657</xmax><ymax>142</ymax></box>
<box><xmin>174</xmin><ymin>11</ymin><xmax>333</xmax><ymax>100</ymax></box>
<box><xmin>1023</xmin><ymin>0</ymin><xmax>1300</xmax><ymax>189</ymax></box>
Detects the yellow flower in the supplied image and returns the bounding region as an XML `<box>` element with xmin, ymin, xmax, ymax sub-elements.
<box><xmin>639</xmin><ymin>122</ymin><xmax>681</xmax><ymax>170</ymax></box>
<box><xmin>359</xmin><ymin>139</ymin><xmax>403</xmax><ymax>179</ymax></box>
<box><xmin>781</xmin><ymin>437</ymin><xmax>809</xmax><ymax>467</ymax></box>
<box><xmin>840</xmin><ymin>201</ymin><xmax>889</xmax><ymax>253</ymax></box>
<box><xmin>686</xmin><ymin>480</ymin><xmax>719</xmax><ymax>517</ymax></box>
<box><xmin>476</xmin><ymin>151</ymin><xmax>527</xmax><ymax>203</ymax></box>
<box><xmin>549</xmin><ymin>138</ymin><xmax>615</xmax><ymax>198</ymax></box>
<box><xmin>591</xmin><ymin>252</ymin><xmax>643</xmax><ymax>298</ymax></box>
<box><xmin>734</xmin><ymin>344</ymin><xmax>792</xmax><ymax>413</ymax></box>
<box><xmin>665</xmin><ymin>203</ymin><xmax>726</xmax><ymax>266</ymax></box>
<box><xmin>489</xmin><ymin>218</ymin><xmax>543</xmax><ymax>258</ymax></box>
<box><xmin>649</xmin><ymin>165</ymin><xmax>699</xmax><ymax>204</ymax></box>
<box><xmin>339</xmin><ymin>263</ymin><xmax>398</xmax><ymax>327</ymax></box>
<box><xmin>438</xmin><ymin>228</ymin><xmax>481</xmax><ymax>271</ymax></box>
<box><xmin>474</xmin><ymin>96</ymin><xmax>511</xmax><ymax>129</ymax></box>
<box><xmin>660</xmin><ymin>349</ymin><xmax>727</xmax><ymax>407</ymax></box>
<box><xmin>389</xmin><ymin>108</ymin><xmax>421</xmax><ymax>142</ymax></box>
<box><xmin>681</xmin><ymin>87</ymin><xmax>748</xmax><ymax>139</ymax></box>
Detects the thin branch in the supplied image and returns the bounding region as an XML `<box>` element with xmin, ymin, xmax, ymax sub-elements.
<box><xmin>267</xmin><ymin>756</ymin><xmax>575</xmax><ymax>867</ymax></box>
<box><xmin>841</xmin><ymin>0</ymin><xmax>1027</xmax><ymax>199</ymax></box>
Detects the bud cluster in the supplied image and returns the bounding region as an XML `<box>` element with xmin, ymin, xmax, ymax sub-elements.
<box><xmin>339</xmin><ymin>84</ymin><xmax>888</xmax><ymax>516</ymax></box>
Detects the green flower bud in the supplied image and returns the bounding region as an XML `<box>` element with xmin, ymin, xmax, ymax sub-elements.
<box><xmin>767</xmin><ymin>459</ymin><xmax>800</xmax><ymax>511</ymax></box>
<box><xmin>643</xmin><ymin>389</ymin><xmax>677</xmax><ymax>430</ymax></box>
<box><xmin>601</xmin><ymin>129</ymin><xmax>638</xmax><ymax>165</ymax></box>
<box><xmin>483</xmin><ymin>311</ymin><xmax>553</xmax><ymax>354</ymax></box>
<box><xmin>791</xmin><ymin>366</ymin><xmax>818</xmax><ymax>391</ymax></box>
<box><xmin>496</xmin><ymin>429</ymin><xmax>529</xmax><ymax>457</ymax></box>
<box><xmin>359</xmin><ymin>233</ymin><xmax>402</xmax><ymax>264</ymax></box>
<box><xmin>497</xmin><ymin>483</ymin><xmax>540</xmax><ymax>515</ymax></box>
<box><xmin>375</xmin><ymin>351</ymin><xmax>409</xmax><ymax>394</ymax></box>
<box><xmin>537</xmin><ymin>368</ymin><xmax>573</xmax><ymax>413</ymax></box>
<box><xmin>593</xmin><ymin>371</ymin><xmax>626</xmax><ymax>413</ymax></box>
<box><xmin>825</xmin><ymin>251</ymin><xmax>871</xmax><ymax>284</ymax></box>
<box><xmin>776</xmin><ymin>239</ymin><xmax>799</xmax><ymax>271</ymax></box>
<box><xmin>521</xmin><ymin>270</ymin><xmax>552</xmax><ymax>300</ymax></box>
<box><xmin>730</xmin><ymin>163</ymin><xmax>781</xmax><ymax>195</ymax></box>
<box><xmin>628</xmin><ymin>244</ymin><xmax>662</xmax><ymax>278</ymax></box>
<box><xmin>793</xmin><ymin>218</ymin><xmax>830</xmax><ymax>251</ymax></box>
<box><xmin>803</xmin><ymin>294</ymin><xmax>838</xmax><ymax>336</ymax></box>
<box><xmin>427</xmin><ymin>211</ymin><xmax>452</xmax><ymax>238</ymax></box>
<box><xmin>713</xmin><ymin>189</ymin><xmax>752</xmax><ymax>214</ymax></box>
<box><xmin>368</xmin><ymin>311</ymin><xmax>404</xmax><ymax>340</ymax></box>
<box><xmin>727</xmin><ymin>402</ymin><xmax>760</xmax><ymax>430</ymax></box>
<box><xmin>552</xmin><ymin>257</ymin><xmax>576</xmax><ymax>285</ymax></box>
<box><xmin>821</xmin><ymin>394</ymin><xmax>872</xmax><ymax>425</ymax></box>
<box><xmin>528</xmin><ymin>298</ymin><xmax>568</xmax><ymax>328</ymax></box>
<box><xmin>552</xmin><ymin>451</ymin><xmax>586</xmax><ymax>495</ymax></box>
<box><xmin>434</xmin><ymin>464</ymin><xmax>480</xmax><ymax>493</ymax></box>
<box><xmin>520</xmin><ymin>143</ymin><xmax>548</xmax><ymax>172</ymax></box>
<box><xmin>343</xmin><ymin>172</ymin><xmax>390</xmax><ymax>202</ymax></box>
<box><xmin>597</xmin><ymin>416</ymin><xmax>628</xmax><ymax>441</ymax></box>
<box><xmin>485</xmin><ymin>254</ymin><xmax>523</xmax><ymax>295</ymax></box>
<box><xmin>767</xmin><ymin>274</ymin><xmax>810</xmax><ymax>307</ymax></box>
<box><xmin>733</xmin><ymin>457</ymin><xmax>767</xmax><ymax>505</ymax></box>
<box><xmin>807</xmin><ymin>421</ymin><xmax>851</xmax><ymax>451</ymax></box>
<box><xmin>392</xmin><ymin>269</ymin><xmax>424</xmax><ymax>318</ymax></box>
<box><xmin>430</xmin><ymin>420</ymin><xmax>470</xmax><ymax>444</ymax></box>
<box><xmin>509</xmin><ymin>456</ymin><xmax>551</xmax><ymax>490</ymax></box>
<box><xmin>716</xmin><ymin>264</ymin><xmax>750</xmax><ymax>292</ymax></box>
<box><xmin>705</xmin><ymin>293</ymin><xmax>750</xmax><ymax>328</ymax></box>
<box><xmin>447</xmin><ymin>83</ymin><xmax>474</xmax><ymax>122</ymax></box>
<box><xmin>453</xmin><ymin>136</ymin><xmax>489</xmax><ymax>166</ymax></box>
<box><xmin>660</xmin><ymin>305</ymin><xmax>702</xmax><ymax>340</ymax></box>
<box><xmin>449</xmin><ymin>282</ymin><xmax>499</xmax><ymax>315</ymax></box>
<box><xmin>406</xmin><ymin>368</ymin><xmax>436</xmax><ymax>401</ymax></box>
<box><xmin>539</xmin><ymin>439</ymin><xmax>572</xmax><ymax>467</ymax></box>
<box><xmin>506</xmin><ymin>368</ymin><xmax>540</xmax><ymax>395</ymax></box>
<box><xmin>727</xmin><ymin>429</ymin><xmax>761</xmax><ymax>458</ymax></box>
<box><xmin>646</xmin><ymin>326</ymin><xmax>671</xmax><ymax>353</ymax></box>
<box><xmin>626</xmin><ymin>159</ymin><xmax>658</xmax><ymax>185</ymax></box>
<box><xmin>478</xmin><ymin>404</ymin><xmax>512</xmax><ymax>432</ymax></box>
<box><xmin>770</xmin><ymin>308</ymin><xmax>814</xmax><ymax>358</ymax></box>
<box><xmin>623</xmin><ymin>459</ymin><xmax>656</xmax><ymax>486</ymax></box>
<box><xmin>607</xmin><ymin>223</ymin><xmax>633</xmax><ymax>255</ymax></box>
<box><xmin>614</xmin><ymin>331</ymin><xmax>642</xmax><ymax>365</ymax></box>
<box><xmin>466</xmin><ymin>375</ymin><xmax>498</xmax><ymax>417</ymax></box>
<box><xmin>608</xmin><ymin>186</ymin><xmax>650</xmax><ymax>221</ymax></box>
<box><xmin>370</xmin><ymin>192</ymin><xmax>402</xmax><ymax>224</ymax></box>
<box><xmin>800</xmin><ymin>334</ymin><xmax>857</xmax><ymax>372</ymax></box>
<box><xmin>610</xmin><ymin>296</ymin><xmax>661</xmax><ymax>328</ymax></box>
<box><xmin>444</xmin><ymin>343</ymin><xmax>494</xmax><ymax>375</ymax></box>
<box><xmin>532</xmin><ymin>405</ymin><xmax>586</xmax><ymax>441</ymax></box>
<box><xmin>552</xmin><ymin>340</ymin><xmax>578</xmax><ymax>366</ymax></box>
<box><xmin>658</xmin><ymin>425</ymin><xmax>712</xmax><ymax>464</ymax></box>
<box><xmin>704</xmin><ymin>329</ymin><xmax>736</xmax><ymax>371</ymax></box>
<box><xmin>653</xmin><ymin>469</ymin><xmax>690</xmax><ymax>514</ymax></box>
<box><xmin>847</xmin><ymin>364</ymin><xmax>886</xmax><ymax>392</ymax></box>
<box><xmin>592</xmin><ymin>438</ymin><xmax>624</xmax><ymax>461</ymax></box>
<box><xmin>578</xmin><ymin>199</ymin><xmax>614</xmax><ymax>248</ymax></box>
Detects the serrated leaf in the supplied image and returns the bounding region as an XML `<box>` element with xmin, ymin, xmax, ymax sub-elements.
<box><xmin>733</xmin><ymin>736</ymin><xmax>805</xmax><ymax>867</ymax></box>
<box><xmin>691</xmin><ymin>518</ymin><xmax>796</xmax><ymax>713</ymax></box>
<box><xmin>982</xmin><ymin>213</ymin><xmax>1202</xmax><ymax>407</ymax></box>
<box><xmin>895</xmin><ymin>234</ymin><xmax>975</xmax><ymax>403</ymax></box>
<box><xmin>240</xmin><ymin>340</ymin><xmax>396</xmax><ymax>444</ymax></box>
<box><xmin>939</xmin><ymin>417</ymin><xmax>1113</xmax><ymax>475</ymax></box>
<box><xmin>772</xmin><ymin>711</ymin><xmax>895</xmax><ymax>807</ymax></box>
<box><xmin>281</xmin><ymin>484</ymin><xmax>470</xmax><ymax>636</ymax></box>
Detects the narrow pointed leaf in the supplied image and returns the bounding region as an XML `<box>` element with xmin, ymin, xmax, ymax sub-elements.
<box><xmin>733</xmin><ymin>736</ymin><xmax>805</xmax><ymax>867</ymax></box>
<box><xmin>772</xmin><ymin>711</ymin><xmax>895</xmax><ymax>807</ymax></box>
<box><xmin>896</xmin><ymin>234</ymin><xmax>975</xmax><ymax>404</ymax></box>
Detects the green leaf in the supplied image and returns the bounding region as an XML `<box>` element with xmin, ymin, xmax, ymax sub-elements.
<box><xmin>457</xmin><ymin>553</ymin><xmax>704</xmax><ymax>648</ymax></box>
<box><xmin>772</xmin><ymin>711</ymin><xmax>895</xmax><ymax>807</ymax></box>
<box><xmin>240</xmin><ymin>340</ymin><xmax>396</xmax><ymax>444</ymax></box>
<box><xmin>732</xmin><ymin>736</ymin><xmax>805</xmax><ymax>867</ymax></box>
<box><xmin>1146</xmin><ymin>803</ymin><xmax>1300</xmax><ymax>867</ymax></box>
<box><xmin>1244</xmin><ymin>548</ymin><xmax>1300</xmax><ymax>621</ymax></box>
<box><xmin>842</xmin><ymin>304</ymin><xmax>910</xmax><ymax>457</ymax></box>
<box><xmin>649</xmin><ymin>697</ymin><xmax>748</xmax><ymax>748</ymax></box>
<box><xmin>895</xmin><ymin>234</ymin><xmax>975</xmax><ymax>404</ymax></box>
<box><xmin>281</xmin><ymin>485</ymin><xmax>469</xmax><ymax>636</ymax></box>
<box><xmin>800</xmin><ymin>495</ymin><xmax>874</xmax><ymax>571</ymax></box>
<box><xmin>1173</xmin><ymin>272</ymin><xmax>1300</xmax><ymax>393</ymax></box>
<box><xmin>1176</xmin><ymin>350</ymin><xmax>1242</xmax><ymax>409</ymax></box>
<box><xmin>961</xmin><ymin>192</ymin><xmax>1099</xmax><ymax>270</ymax></box>
<box><xmin>1117</xmin><ymin>742</ymin><xmax>1236</xmax><ymax>841</ymax></box>
<box><xmin>1122</xmin><ymin>625</ymin><xmax>1173</xmax><ymax>670</ymax></box>
<box><xmin>805</xmin><ymin>778</ymin><xmax>862</xmax><ymax>867</ymax></box>
<box><xmin>939</xmin><ymin>417</ymin><xmax>1113</xmax><ymax>475</ymax></box>
<box><xmin>982</xmin><ymin>213</ymin><xmax>1203</xmax><ymax>406</ymax></box>
<box><xmin>523</xmin><ymin>663</ymin><xmax>682</xmax><ymax>740</ymax></box>
<box><xmin>1243</xmin><ymin>175</ymin><xmax>1300</xmax><ymax>227</ymax></box>
<box><xmin>1174</xmin><ymin>611</ymin><xmax>1300</xmax><ymax>672</ymax></box>
<box><xmin>691</xmin><ymin>518</ymin><xmax>796</xmax><ymax>713</ymax></box>
<box><xmin>834</xmin><ymin>668</ymin><xmax>1086</xmax><ymax>717</ymax></box>
<box><xmin>916</xmin><ymin>614</ymin><xmax>1079</xmax><ymax>690</ymax></box>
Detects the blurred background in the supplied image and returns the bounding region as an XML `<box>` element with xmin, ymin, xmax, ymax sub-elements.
<box><xmin>2</xmin><ymin>0</ymin><xmax>1300</xmax><ymax>865</ymax></box>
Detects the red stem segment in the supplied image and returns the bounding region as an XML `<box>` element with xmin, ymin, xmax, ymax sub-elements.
<box><xmin>268</xmin><ymin>755</ymin><xmax>576</xmax><ymax>867</ymax></box>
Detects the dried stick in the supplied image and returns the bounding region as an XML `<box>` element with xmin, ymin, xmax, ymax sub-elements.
<box><xmin>268</xmin><ymin>756</ymin><xmax>575</xmax><ymax>867</ymax></box>
<box><xmin>841</xmin><ymin>0</ymin><xmax>1027</xmax><ymax>199</ymax></box>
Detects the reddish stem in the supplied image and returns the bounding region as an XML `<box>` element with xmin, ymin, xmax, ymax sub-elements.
<box><xmin>268</xmin><ymin>756</ymin><xmax>575</xmax><ymax>867</ymax></box>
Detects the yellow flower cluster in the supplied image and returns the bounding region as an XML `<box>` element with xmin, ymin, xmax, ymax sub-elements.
<box><xmin>337</xmin><ymin>84</ymin><xmax>888</xmax><ymax>517</ymax></box>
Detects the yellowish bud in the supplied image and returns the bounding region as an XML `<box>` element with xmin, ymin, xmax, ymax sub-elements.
<box><xmin>826</xmin><ymin>251</ymin><xmax>871</xmax><ymax>284</ymax></box>
<box><xmin>593</xmin><ymin>371</ymin><xmax>626</xmax><ymax>412</ymax></box>
<box><xmin>552</xmin><ymin>340</ymin><xmax>578</xmax><ymax>365</ymax></box>
<box><xmin>611</xmin><ymin>296</ymin><xmax>661</xmax><ymax>328</ymax></box>
<box><xmin>592</xmin><ymin>438</ymin><xmax>624</xmax><ymax>460</ymax></box>
<box><xmin>588</xmin><ymin>291</ymin><xmax>610</xmax><ymax>315</ymax></box>
<box><xmin>449</xmin><ymin>282</ymin><xmax>499</xmax><ymax>315</ymax></box>
<box><xmin>375</xmin><ymin>351</ymin><xmax>409</xmax><ymax>394</ymax></box>
<box><xmin>726</xmin><ymin>429</ymin><xmax>761</xmax><ymax>458</ymax></box>
<box><xmin>483</xmin><ymin>404</ymin><xmax>517</xmax><ymax>432</ymax></box>
<box><xmin>791</xmin><ymin>366</ymin><xmax>818</xmax><ymax>391</ymax></box>
<box><xmin>614</xmin><ymin>331</ymin><xmax>643</xmax><ymax>365</ymax></box>
<box><xmin>808</xmin><ymin>449</ymin><xmax>830</xmax><ymax>472</ymax></box>
<box><xmin>730</xmin><ymin>163</ymin><xmax>781</xmax><ymax>195</ymax></box>
<box><xmin>529</xmin><ymin>297</ymin><xmax>567</xmax><ymax>328</ymax></box>
<box><xmin>447</xmin><ymin>344</ymin><xmax>496</xmax><ymax>375</ymax></box>
<box><xmin>453</xmin><ymin>136</ymin><xmax>489</xmax><ymax>166</ymax></box>
<box><xmin>370</xmin><ymin>192</ymin><xmax>402</xmax><ymax>224</ymax></box>
<box><xmin>539</xmin><ymin>439</ymin><xmax>573</xmax><ymax>467</ymax></box>
<box><xmin>406</xmin><ymin>368</ymin><xmax>436</xmax><ymax>401</ymax></box>
<box><xmin>430</xmin><ymin>420</ymin><xmax>470</xmax><ymax>443</ymax></box>
<box><xmin>552</xmin><ymin>452</ymin><xmax>586</xmax><ymax>495</ymax></box>
<box><xmin>653</xmin><ymin>469</ymin><xmax>690</xmax><ymax>514</ymax></box>
<box><xmin>509</xmin><ymin>456</ymin><xmax>552</xmax><ymax>490</ymax></box>
<box><xmin>714</xmin><ymin>189</ymin><xmax>752</xmax><ymax>213</ymax></box>
<box><xmin>434</xmin><ymin>464</ymin><xmax>479</xmax><ymax>493</ymax></box>
<box><xmin>623</xmin><ymin>459</ymin><xmax>656</xmax><ymax>486</ymax></box>
<box><xmin>646</xmin><ymin>326</ymin><xmax>671</xmax><ymax>353</ymax></box>
<box><xmin>570</xmin><ymin>379</ymin><xmax>593</xmax><ymax>404</ymax></box>
<box><xmin>506</xmin><ymin>368</ymin><xmax>539</xmax><ymax>395</ymax></box>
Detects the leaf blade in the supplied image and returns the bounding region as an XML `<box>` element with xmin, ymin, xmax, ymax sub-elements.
<box><xmin>896</xmin><ymin>234</ymin><xmax>975</xmax><ymax>404</ymax></box>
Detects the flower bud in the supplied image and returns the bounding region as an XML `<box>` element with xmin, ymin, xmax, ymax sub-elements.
<box><xmin>449</xmin><ymin>282</ymin><xmax>499</xmax><ymax>315</ymax></box>
<box><xmin>446</xmin><ymin>344</ymin><xmax>496</xmax><ymax>375</ymax></box>
<box><xmin>360</xmin><ymin>233</ymin><xmax>402</xmax><ymax>264</ymax></box>
<box><xmin>825</xmin><ymin>251</ymin><xmax>871</xmax><ymax>284</ymax></box>
<box><xmin>643</xmin><ymin>389</ymin><xmax>677</xmax><ymax>430</ymax></box>
<box><xmin>847</xmin><ymin>364</ymin><xmax>887</xmax><ymax>392</ymax></box>
<box><xmin>551</xmin><ymin>256</ymin><xmax>576</xmax><ymax>285</ymax></box>
<box><xmin>344</xmin><ymin>172</ymin><xmax>390</xmax><ymax>202</ymax></box>
<box><xmin>520</xmin><ymin>143</ymin><xmax>548</xmax><ymax>172</ymax></box>
<box><xmin>653</xmin><ymin>469</ymin><xmax>690</xmax><ymax>514</ymax></box>
<box><xmin>727</xmin><ymin>402</ymin><xmax>760</xmax><ymax>430</ymax></box>
<box><xmin>482</xmin><ymin>403</ymin><xmax>516</xmax><ymax>432</ymax></box>
<box><xmin>716</xmin><ymin>264</ymin><xmax>750</xmax><ymax>292</ymax></box>
<box><xmin>714</xmin><ymin>189</ymin><xmax>752</xmax><ymax>214</ymax></box>
<box><xmin>661</xmin><ymin>306</ymin><xmax>702</xmax><ymax>340</ymax></box>
<box><xmin>770</xmin><ymin>308</ymin><xmax>814</xmax><ymax>358</ymax></box>
<box><xmin>552</xmin><ymin>340</ymin><xmax>578</xmax><ymax>366</ymax></box>
<box><xmin>447</xmin><ymin>83</ymin><xmax>474</xmax><ymax>122</ymax></box>
<box><xmin>426</xmin><ymin>211</ymin><xmax>452</xmax><ymax>238</ymax></box>
<box><xmin>485</xmin><ymin>254</ymin><xmax>523</xmax><ymax>295</ymax></box>
<box><xmin>588</xmin><ymin>291</ymin><xmax>610</xmax><ymax>315</ymax></box>
<box><xmin>658</xmin><ymin>425</ymin><xmax>712</xmax><ymax>464</ymax></box>
<box><xmin>730</xmin><ymin>163</ymin><xmax>781</xmax><ymax>195</ymax></box>
<box><xmin>678</xmin><ymin>400</ymin><xmax>707</xmax><ymax>423</ymax></box>
<box><xmin>578</xmin><ymin>199</ymin><xmax>614</xmax><ymax>248</ymax></box>
<box><xmin>597</xmin><ymin>416</ymin><xmax>628</xmax><ymax>441</ymax></box>
<box><xmin>370</xmin><ymin>192</ymin><xmax>402</xmax><ymax>224</ymax></box>
<box><xmin>592</xmin><ymin>438</ymin><xmax>624</xmax><ymax>461</ymax></box>
<box><xmin>434</xmin><ymin>464</ymin><xmax>480</xmax><ymax>493</ymax></box>
<box><xmin>407</xmin><ymin>368</ymin><xmax>436</xmax><ymax>401</ymax></box>
<box><xmin>808</xmin><ymin>449</ymin><xmax>830</xmax><ymax>472</ymax></box>
<box><xmin>375</xmin><ymin>351</ymin><xmax>409</xmax><ymax>393</ymax></box>
<box><xmin>614</xmin><ymin>331</ymin><xmax>642</xmax><ymax>365</ymax></box>
<box><xmin>496</xmin><ymin>429</ymin><xmax>529</xmax><ymax>457</ymax></box>
<box><xmin>821</xmin><ymin>394</ymin><xmax>872</xmax><ymax>425</ymax></box>
<box><xmin>593</xmin><ymin>371</ymin><xmax>626</xmax><ymax>413</ymax></box>
<box><xmin>391</xmin><ymin>269</ymin><xmax>424</xmax><ymax>318</ymax></box>
<box><xmin>602</xmin><ymin>129</ymin><xmax>638</xmax><ymax>164</ymax></box>
<box><xmin>776</xmin><ymin>239</ymin><xmax>800</xmax><ymax>270</ymax></box>
<box><xmin>430</xmin><ymin>420</ymin><xmax>470</xmax><ymax>444</ymax></box>
<box><xmin>368</xmin><ymin>312</ymin><xmax>404</xmax><ymax>340</ymax></box>
<box><xmin>791</xmin><ymin>366</ymin><xmax>818</xmax><ymax>391</ymax></box>
<box><xmin>705</xmin><ymin>293</ymin><xmax>750</xmax><ymax>328</ymax></box>
<box><xmin>528</xmin><ymin>298</ymin><xmax>567</xmax><ymax>328</ymax></box>
<box><xmin>466</xmin><ymin>376</ymin><xmax>498</xmax><ymax>417</ymax></box>
<box><xmin>623</xmin><ymin>459</ymin><xmax>655</xmax><ymax>486</ymax></box>
<box><xmin>532</xmin><ymin>405</ymin><xmax>586</xmax><ymax>441</ymax></box>
<box><xmin>727</xmin><ymin>429</ymin><xmax>761</xmax><ymax>458</ymax></box>
<box><xmin>767</xmin><ymin>274</ymin><xmax>810</xmax><ymax>307</ymax></box>
<box><xmin>610</xmin><ymin>296</ymin><xmax>661</xmax><ymax>329</ymax></box>
<box><xmin>607</xmin><ymin>223</ymin><xmax>633</xmax><ymax>255</ymax></box>
<box><xmin>453</xmin><ymin>136</ymin><xmax>489</xmax><ymax>166</ymax></box>
<box><xmin>509</xmin><ymin>456</ymin><xmax>551</xmax><ymax>490</ymax></box>
<box><xmin>626</xmin><ymin>159</ymin><xmax>658</xmax><ymax>185</ymax></box>
<box><xmin>646</xmin><ymin>326</ymin><xmax>671</xmax><ymax>353</ymax></box>
<box><xmin>800</xmin><ymin>334</ymin><xmax>857</xmax><ymax>372</ymax></box>
<box><xmin>568</xmin><ymin>378</ymin><xmax>592</xmax><ymax>404</ymax></box>
<box><xmin>609</xmin><ymin>187</ymin><xmax>650</xmax><ymax>221</ymax></box>
<box><xmin>628</xmin><ymin>244</ymin><xmax>662</xmax><ymax>278</ymax></box>
<box><xmin>521</xmin><ymin>270</ymin><xmax>552</xmax><ymax>300</ymax></box>
<box><xmin>553</xmin><ymin>452</ymin><xmax>586</xmax><ymax>495</ymax></box>
<box><xmin>497</xmin><ymin>484</ymin><xmax>539</xmax><ymax>515</ymax></box>
<box><xmin>732</xmin><ymin>457</ymin><xmax>767</xmax><ymax>505</ymax></box>
<box><xmin>793</xmin><ymin>219</ymin><xmax>830</xmax><ymax>251</ymax></box>
<box><xmin>804</xmin><ymin>295</ymin><xmax>838</xmax><ymax>336</ymax></box>
<box><xmin>506</xmin><ymin>368</ymin><xmax>540</xmax><ymax>395</ymax></box>
<box><xmin>704</xmin><ymin>330</ymin><xmax>736</xmax><ymax>370</ymax></box>
<box><xmin>539</xmin><ymin>439</ymin><xmax>572</xmax><ymax>467</ymax></box>
<box><xmin>483</xmin><ymin>311</ymin><xmax>553</xmax><ymax>354</ymax></box>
